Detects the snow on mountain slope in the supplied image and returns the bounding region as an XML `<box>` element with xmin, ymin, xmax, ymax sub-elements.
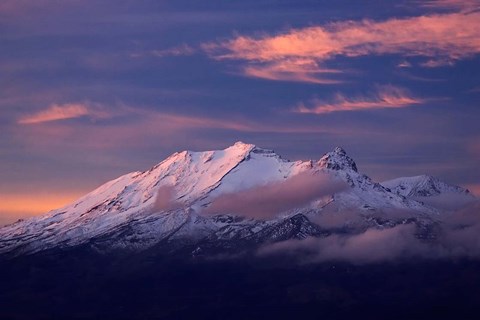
<box><xmin>316</xmin><ymin>148</ymin><xmax>436</xmax><ymax>214</ymax></box>
<box><xmin>0</xmin><ymin>142</ymin><xmax>451</xmax><ymax>257</ymax></box>
<box><xmin>382</xmin><ymin>175</ymin><xmax>476</xmax><ymax>211</ymax></box>
<box><xmin>382</xmin><ymin>175</ymin><xmax>473</xmax><ymax>198</ymax></box>
<box><xmin>0</xmin><ymin>142</ymin><xmax>264</xmax><ymax>254</ymax></box>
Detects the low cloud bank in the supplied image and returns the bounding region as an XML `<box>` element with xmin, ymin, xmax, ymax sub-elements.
<box><xmin>202</xmin><ymin>172</ymin><xmax>348</xmax><ymax>219</ymax></box>
<box><xmin>258</xmin><ymin>200</ymin><xmax>480</xmax><ymax>264</ymax></box>
<box><xmin>258</xmin><ymin>224</ymin><xmax>427</xmax><ymax>264</ymax></box>
<box><xmin>439</xmin><ymin>201</ymin><xmax>480</xmax><ymax>257</ymax></box>
<box><xmin>154</xmin><ymin>176</ymin><xmax>480</xmax><ymax>264</ymax></box>
<box><xmin>413</xmin><ymin>193</ymin><xmax>476</xmax><ymax>211</ymax></box>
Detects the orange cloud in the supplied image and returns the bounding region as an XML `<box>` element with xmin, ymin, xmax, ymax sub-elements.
<box><xmin>17</xmin><ymin>103</ymin><xmax>104</xmax><ymax>124</ymax></box>
<box><xmin>205</xmin><ymin>11</ymin><xmax>480</xmax><ymax>82</ymax></box>
<box><xmin>243</xmin><ymin>58</ymin><xmax>342</xmax><ymax>84</ymax></box>
<box><xmin>295</xmin><ymin>86</ymin><xmax>422</xmax><ymax>114</ymax></box>
<box><xmin>18</xmin><ymin>102</ymin><xmax>258</xmax><ymax>132</ymax></box>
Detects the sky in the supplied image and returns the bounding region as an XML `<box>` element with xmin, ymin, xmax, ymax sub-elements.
<box><xmin>1</xmin><ymin>0</ymin><xmax>479</xmax><ymax>225</ymax></box>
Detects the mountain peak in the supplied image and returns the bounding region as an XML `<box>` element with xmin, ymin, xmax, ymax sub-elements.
<box><xmin>318</xmin><ymin>147</ymin><xmax>358</xmax><ymax>172</ymax></box>
<box><xmin>0</xmin><ymin>142</ymin><xmax>449</xmax><ymax>257</ymax></box>
<box><xmin>231</xmin><ymin>141</ymin><xmax>255</xmax><ymax>149</ymax></box>
<box><xmin>333</xmin><ymin>146</ymin><xmax>347</xmax><ymax>155</ymax></box>
<box><xmin>382</xmin><ymin>174</ymin><xmax>474</xmax><ymax>198</ymax></box>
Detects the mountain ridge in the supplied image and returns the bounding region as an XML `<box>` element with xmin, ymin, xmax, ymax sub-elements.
<box><xmin>382</xmin><ymin>174</ymin><xmax>473</xmax><ymax>198</ymax></box>
<box><xmin>0</xmin><ymin>142</ymin><xmax>474</xmax><ymax>258</ymax></box>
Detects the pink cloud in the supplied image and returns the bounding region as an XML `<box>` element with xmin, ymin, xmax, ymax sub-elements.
<box><xmin>295</xmin><ymin>86</ymin><xmax>422</xmax><ymax>114</ymax></box>
<box><xmin>243</xmin><ymin>59</ymin><xmax>343</xmax><ymax>84</ymax></box>
<box><xmin>397</xmin><ymin>60</ymin><xmax>412</xmax><ymax>68</ymax></box>
<box><xmin>152</xmin><ymin>112</ymin><xmax>255</xmax><ymax>132</ymax></box>
<box><xmin>15</xmin><ymin>101</ymin><xmax>364</xmax><ymax>152</ymax></box>
<box><xmin>203</xmin><ymin>172</ymin><xmax>347</xmax><ymax>219</ymax></box>
<box><xmin>144</xmin><ymin>112</ymin><xmax>357</xmax><ymax>135</ymax></box>
<box><xmin>9</xmin><ymin>112</ymin><xmax>294</xmax><ymax>156</ymax></box>
<box><xmin>17</xmin><ymin>102</ymin><xmax>110</xmax><ymax>124</ymax></box>
<box><xmin>420</xmin><ymin>58</ymin><xmax>455</xmax><ymax>67</ymax></box>
<box><xmin>205</xmin><ymin>11</ymin><xmax>480</xmax><ymax>82</ymax></box>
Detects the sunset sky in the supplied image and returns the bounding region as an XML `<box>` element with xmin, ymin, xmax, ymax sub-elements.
<box><xmin>1</xmin><ymin>0</ymin><xmax>479</xmax><ymax>225</ymax></box>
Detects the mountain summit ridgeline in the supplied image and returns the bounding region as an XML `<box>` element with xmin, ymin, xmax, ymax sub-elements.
<box><xmin>0</xmin><ymin>142</ymin><xmax>475</xmax><ymax>258</ymax></box>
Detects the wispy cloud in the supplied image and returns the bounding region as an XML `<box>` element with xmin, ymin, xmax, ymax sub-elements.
<box><xmin>205</xmin><ymin>11</ymin><xmax>480</xmax><ymax>82</ymax></box>
<box><xmin>295</xmin><ymin>86</ymin><xmax>422</xmax><ymax>115</ymax></box>
<box><xmin>397</xmin><ymin>60</ymin><xmax>413</xmax><ymax>68</ymax></box>
<box><xmin>14</xmin><ymin>102</ymin><xmax>356</xmax><ymax>153</ymax></box>
<box><xmin>18</xmin><ymin>103</ymin><xmax>96</xmax><ymax>124</ymax></box>
<box><xmin>153</xmin><ymin>112</ymin><xmax>255</xmax><ymax>132</ymax></box>
<box><xmin>420</xmin><ymin>58</ymin><xmax>455</xmax><ymax>68</ymax></box>
<box><xmin>130</xmin><ymin>44</ymin><xmax>196</xmax><ymax>59</ymax></box>
<box><xmin>151</xmin><ymin>44</ymin><xmax>196</xmax><ymax>58</ymax></box>
<box><xmin>242</xmin><ymin>58</ymin><xmax>343</xmax><ymax>84</ymax></box>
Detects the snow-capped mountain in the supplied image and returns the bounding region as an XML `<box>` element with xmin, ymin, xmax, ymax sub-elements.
<box><xmin>382</xmin><ymin>175</ymin><xmax>473</xmax><ymax>198</ymax></box>
<box><xmin>382</xmin><ymin>175</ymin><xmax>476</xmax><ymax>211</ymax></box>
<box><xmin>0</xmin><ymin>142</ymin><xmax>471</xmax><ymax>257</ymax></box>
